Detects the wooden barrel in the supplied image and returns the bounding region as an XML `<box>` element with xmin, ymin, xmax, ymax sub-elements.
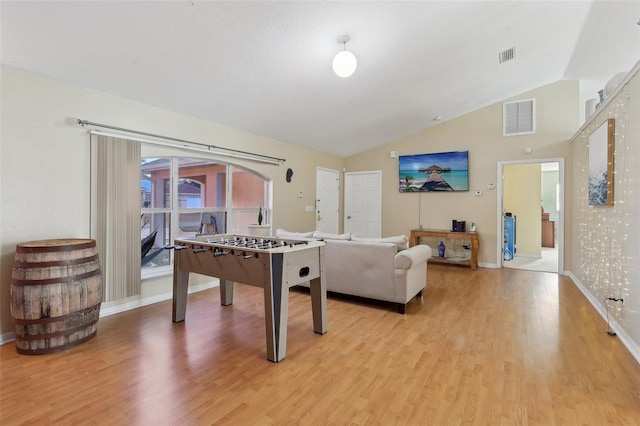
<box><xmin>10</xmin><ymin>239</ymin><xmax>103</xmax><ymax>355</ymax></box>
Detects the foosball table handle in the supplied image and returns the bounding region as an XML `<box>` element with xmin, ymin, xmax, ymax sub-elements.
<box><xmin>164</xmin><ymin>245</ymin><xmax>188</xmax><ymax>250</ymax></box>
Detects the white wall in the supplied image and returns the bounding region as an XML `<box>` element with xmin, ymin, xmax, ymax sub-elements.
<box><xmin>0</xmin><ymin>67</ymin><xmax>343</xmax><ymax>338</ymax></box>
<box><xmin>569</xmin><ymin>65</ymin><xmax>640</xmax><ymax>360</ymax></box>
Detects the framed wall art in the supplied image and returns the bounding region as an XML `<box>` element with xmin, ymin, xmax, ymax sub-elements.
<box><xmin>588</xmin><ymin>118</ymin><xmax>615</xmax><ymax>206</ymax></box>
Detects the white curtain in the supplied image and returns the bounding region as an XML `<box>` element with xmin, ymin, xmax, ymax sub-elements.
<box><xmin>91</xmin><ymin>135</ymin><xmax>141</xmax><ymax>301</ymax></box>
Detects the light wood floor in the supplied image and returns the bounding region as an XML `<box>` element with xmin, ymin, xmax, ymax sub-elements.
<box><xmin>1</xmin><ymin>265</ymin><xmax>639</xmax><ymax>425</ymax></box>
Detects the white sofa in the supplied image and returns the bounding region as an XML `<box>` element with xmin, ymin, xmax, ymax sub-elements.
<box><xmin>276</xmin><ymin>230</ymin><xmax>431</xmax><ymax>313</ymax></box>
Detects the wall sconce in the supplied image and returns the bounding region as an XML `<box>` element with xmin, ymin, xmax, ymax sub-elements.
<box><xmin>332</xmin><ymin>35</ymin><xmax>357</xmax><ymax>78</ymax></box>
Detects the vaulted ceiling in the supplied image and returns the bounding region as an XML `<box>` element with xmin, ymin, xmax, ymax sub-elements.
<box><xmin>1</xmin><ymin>1</ymin><xmax>638</xmax><ymax>157</ymax></box>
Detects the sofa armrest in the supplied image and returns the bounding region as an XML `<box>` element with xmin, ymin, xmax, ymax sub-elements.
<box><xmin>394</xmin><ymin>245</ymin><xmax>431</xmax><ymax>270</ymax></box>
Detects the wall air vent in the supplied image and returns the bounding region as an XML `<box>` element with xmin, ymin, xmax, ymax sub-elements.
<box><xmin>498</xmin><ymin>47</ymin><xmax>516</xmax><ymax>64</ymax></box>
<box><xmin>503</xmin><ymin>98</ymin><xmax>536</xmax><ymax>136</ymax></box>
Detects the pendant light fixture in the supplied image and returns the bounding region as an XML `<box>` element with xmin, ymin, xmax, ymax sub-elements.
<box><xmin>332</xmin><ymin>35</ymin><xmax>357</xmax><ymax>78</ymax></box>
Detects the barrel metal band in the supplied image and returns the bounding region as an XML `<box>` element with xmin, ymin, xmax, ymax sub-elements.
<box><xmin>14</xmin><ymin>317</ymin><xmax>100</xmax><ymax>341</ymax></box>
<box><xmin>11</xmin><ymin>268</ymin><xmax>102</xmax><ymax>286</ymax></box>
<box><xmin>12</xmin><ymin>303</ymin><xmax>101</xmax><ymax>325</ymax></box>
<box><xmin>16</xmin><ymin>240</ymin><xmax>96</xmax><ymax>253</ymax></box>
<box><xmin>15</xmin><ymin>330</ymin><xmax>98</xmax><ymax>355</ymax></box>
<box><xmin>13</xmin><ymin>254</ymin><xmax>100</xmax><ymax>269</ymax></box>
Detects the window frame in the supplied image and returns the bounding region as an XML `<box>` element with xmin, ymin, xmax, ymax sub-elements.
<box><xmin>140</xmin><ymin>156</ymin><xmax>271</xmax><ymax>279</ymax></box>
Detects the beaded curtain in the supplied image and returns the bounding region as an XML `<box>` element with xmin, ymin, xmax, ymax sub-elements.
<box><xmin>572</xmin><ymin>74</ymin><xmax>639</xmax><ymax>325</ymax></box>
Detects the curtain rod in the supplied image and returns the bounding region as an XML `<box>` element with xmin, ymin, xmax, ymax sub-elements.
<box><xmin>71</xmin><ymin>118</ymin><xmax>285</xmax><ymax>165</ymax></box>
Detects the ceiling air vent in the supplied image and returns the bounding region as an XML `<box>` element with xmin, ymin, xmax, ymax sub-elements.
<box><xmin>503</xmin><ymin>99</ymin><xmax>535</xmax><ymax>136</ymax></box>
<box><xmin>498</xmin><ymin>47</ymin><xmax>516</xmax><ymax>64</ymax></box>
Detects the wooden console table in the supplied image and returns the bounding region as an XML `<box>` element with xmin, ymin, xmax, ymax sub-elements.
<box><xmin>410</xmin><ymin>229</ymin><xmax>480</xmax><ymax>270</ymax></box>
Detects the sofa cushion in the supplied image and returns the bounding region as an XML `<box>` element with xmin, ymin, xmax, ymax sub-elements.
<box><xmin>275</xmin><ymin>228</ymin><xmax>314</xmax><ymax>238</ymax></box>
<box><xmin>312</xmin><ymin>231</ymin><xmax>351</xmax><ymax>240</ymax></box>
<box><xmin>351</xmin><ymin>235</ymin><xmax>409</xmax><ymax>251</ymax></box>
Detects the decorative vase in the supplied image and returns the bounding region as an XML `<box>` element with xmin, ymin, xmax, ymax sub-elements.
<box><xmin>438</xmin><ymin>241</ymin><xmax>446</xmax><ymax>258</ymax></box>
<box><xmin>258</xmin><ymin>207</ymin><xmax>263</xmax><ymax>225</ymax></box>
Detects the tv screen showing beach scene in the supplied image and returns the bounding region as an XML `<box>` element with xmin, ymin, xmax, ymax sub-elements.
<box><xmin>399</xmin><ymin>151</ymin><xmax>469</xmax><ymax>192</ymax></box>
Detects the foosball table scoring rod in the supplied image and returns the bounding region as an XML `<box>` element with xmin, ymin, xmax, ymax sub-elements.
<box><xmin>164</xmin><ymin>240</ymin><xmax>308</xmax><ymax>253</ymax></box>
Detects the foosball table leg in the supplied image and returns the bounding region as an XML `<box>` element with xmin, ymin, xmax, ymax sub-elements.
<box><xmin>310</xmin><ymin>275</ymin><xmax>328</xmax><ymax>334</ymax></box>
<box><xmin>220</xmin><ymin>280</ymin><xmax>234</xmax><ymax>306</ymax></box>
<box><xmin>263</xmin><ymin>279</ymin><xmax>278</xmax><ymax>362</ymax></box>
<box><xmin>172</xmin><ymin>268</ymin><xmax>189</xmax><ymax>322</ymax></box>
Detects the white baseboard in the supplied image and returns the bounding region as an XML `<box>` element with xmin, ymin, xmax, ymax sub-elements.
<box><xmin>0</xmin><ymin>281</ymin><xmax>219</xmax><ymax>346</ymax></box>
<box><xmin>100</xmin><ymin>281</ymin><xmax>218</xmax><ymax>317</ymax></box>
<box><xmin>567</xmin><ymin>271</ymin><xmax>640</xmax><ymax>364</ymax></box>
<box><xmin>479</xmin><ymin>262</ymin><xmax>500</xmax><ymax>269</ymax></box>
<box><xmin>0</xmin><ymin>331</ymin><xmax>15</xmax><ymax>346</ymax></box>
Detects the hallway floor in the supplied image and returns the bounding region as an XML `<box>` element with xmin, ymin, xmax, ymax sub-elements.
<box><xmin>503</xmin><ymin>246</ymin><xmax>559</xmax><ymax>273</ymax></box>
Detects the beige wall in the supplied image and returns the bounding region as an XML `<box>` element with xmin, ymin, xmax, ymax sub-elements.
<box><xmin>345</xmin><ymin>80</ymin><xmax>579</xmax><ymax>267</ymax></box>
<box><xmin>0</xmin><ymin>67</ymin><xmax>343</xmax><ymax>337</ymax></box>
<box><xmin>503</xmin><ymin>163</ymin><xmax>542</xmax><ymax>256</ymax></box>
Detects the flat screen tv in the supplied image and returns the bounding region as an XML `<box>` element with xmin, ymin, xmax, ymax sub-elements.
<box><xmin>399</xmin><ymin>150</ymin><xmax>469</xmax><ymax>192</ymax></box>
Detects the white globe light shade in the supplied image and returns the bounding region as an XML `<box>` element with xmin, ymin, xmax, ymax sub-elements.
<box><xmin>332</xmin><ymin>50</ymin><xmax>357</xmax><ymax>78</ymax></box>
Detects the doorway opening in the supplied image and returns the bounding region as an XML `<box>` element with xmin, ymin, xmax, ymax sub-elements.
<box><xmin>497</xmin><ymin>159</ymin><xmax>564</xmax><ymax>273</ymax></box>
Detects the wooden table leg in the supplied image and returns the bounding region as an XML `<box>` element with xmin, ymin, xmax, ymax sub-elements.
<box><xmin>470</xmin><ymin>236</ymin><xmax>479</xmax><ymax>271</ymax></box>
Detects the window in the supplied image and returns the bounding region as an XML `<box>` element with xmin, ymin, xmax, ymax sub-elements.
<box><xmin>230</xmin><ymin>165</ymin><xmax>270</xmax><ymax>232</ymax></box>
<box><xmin>140</xmin><ymin>157</ymin><xmax>270</xmax><ymax>275</ymax></box>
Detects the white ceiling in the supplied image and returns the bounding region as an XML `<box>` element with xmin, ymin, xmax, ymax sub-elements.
<box><xmin>1</xmin><ymin>1</ymin><xmax>638</xmax><ymax>157</ymax></box>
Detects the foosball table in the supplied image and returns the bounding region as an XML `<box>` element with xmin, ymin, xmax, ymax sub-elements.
<box><xmin>170</xmin><ymin>234</ymin><xmax>327</xmax><ymax>362</ymax></box>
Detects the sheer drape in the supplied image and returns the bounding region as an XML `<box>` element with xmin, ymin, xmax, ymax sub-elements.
<box><xmin>91</xmin><ymin>135</ymin><xmax>141</xmax><ymax>301</ymax></box>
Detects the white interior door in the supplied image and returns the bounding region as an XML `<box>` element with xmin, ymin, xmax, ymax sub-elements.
<box><xmin>315</xmin><ymin>167</ymin><xmax>339</xmax><ymax>234</ymax></box>
<box><xmin>344</xmin><ymin>171</ymin><xmax>382</xmax><ymax>237</ymax></box>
